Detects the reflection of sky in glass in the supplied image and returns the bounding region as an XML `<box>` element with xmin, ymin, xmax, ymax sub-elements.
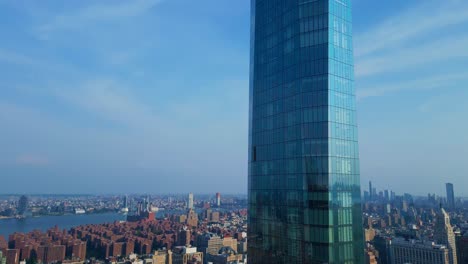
<box><xmin>248</xmin><ymin>0</ymin><xmax>363</xmax><ymax>263</ymax></box>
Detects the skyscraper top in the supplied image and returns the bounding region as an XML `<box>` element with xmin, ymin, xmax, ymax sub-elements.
<box><xmin>446</xmin><ymin>183</ymin><xmax>455</xmax><ymax>209</ymax></box>
<box><xmin>188</xmin><ymin>193</ymin><xmax>194</xmax><ymax>210</ymax></box>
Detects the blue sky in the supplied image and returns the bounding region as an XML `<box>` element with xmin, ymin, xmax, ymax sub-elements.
<box><xmin>0</xmin><ymin>0</ymin><xmax>467</xmax><ymax>196</ymax></box>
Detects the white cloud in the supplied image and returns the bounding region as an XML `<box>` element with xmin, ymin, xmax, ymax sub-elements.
<box><xmin>356</xmin><ymin>36</ymin><xmax>468</xmax><ymax>77</ymax></box>
<box><xmin>56</xmin><ymin>79</ymin><xmax>159</xmax><ymax>127</ymax></box>
<box><xmin>0</xmin><ymin>49</ymin><xmax>40</xmax><ymax>66</ymax></box>
<box><xmin>354</xmin><ymin>0</ymin><xmax>468</xmax><ymax>98</ymax></box>
<box><xmin>357</xmin><ymin>72</ymin><xmax>468</xmax><ymax>100</ymax></box>
<box><xmin>37</xmin><ymin>0</ymin><xmax>162</xmax><ymax>37</ymax></box>
<box><xmin>354</xmin><ymin>0</ymin><xmax>468</xmax><ymax>58</ymax></box>
<box><xmin>54</xmin><ymin>77</ymin><xmax>249</xmax><ymax>130</ymax></box>
<box><xmin>0</xmin><ymin>48</ymin><xmax>81</xmax><ymax>77</ymax></box>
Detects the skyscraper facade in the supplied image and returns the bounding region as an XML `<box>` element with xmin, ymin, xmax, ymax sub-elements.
<box><xmin>390</xmin><ymin>238</ymin><xmax>450</xmax><ymax>264</ymax></box>
<box><xmin>123</xmin><ymin>195</ymin><xmax>129</xmax><ymax>209</ymax></box>
<box><xmin>0</xmin><ymin>251</ymin><xmax>6</xmax><ymax>264</ymax></box>
<box><xmin>248</xmin><ymin>0</ymin><xmax>364</xmax><ymax>263</ymax></box>
<box><xmin>446</xmin><ymin>183</ymin><xmax>455</xmax><ymax>209</ymax></box>
<box><xmin>18</xmin><ymin>195</ymin><xmax>28</xmax><ymax>216</ymax></box>
<box><xmin>188</xmin><ymin>193</ymin><xmax>194</xmax><ymax>210</ymax></box>
<box><xmin>434</xmin><ymin>208</ymin><xmax>457</xmax><ymax>264</ymax></box>
<box><xmin>216</xmin><ymin>192</ymin><xmax>221</xmax><ymax>207</ymax></box>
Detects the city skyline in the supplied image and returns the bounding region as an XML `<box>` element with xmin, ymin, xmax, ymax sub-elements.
<box><xmin>1</xmin><ymin>0</ymin><xmax>468</xmax><ymax>195</ymax></box>
<box><xmin>4</xmin><ymin>185</ymin><xmax>468</xmax><ymax>263</ymax></box>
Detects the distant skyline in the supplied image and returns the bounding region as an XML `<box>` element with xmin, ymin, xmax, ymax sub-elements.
<box><xmin>1</xmin><ymin>0</ymin><xmax>468</xmax><ymax>195</ymax></box>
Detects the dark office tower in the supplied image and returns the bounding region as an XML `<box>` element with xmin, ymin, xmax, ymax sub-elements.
<box><xmin>369</xmin><ymin>181</ymin><xmax>372</xmax><ymax>200</ymax></box>
<box><xmin>17</xmin><ymin>195</ymin><xmax>28</xmax><ymax>216</ymax></box>
<box><xmin>446</xmin><ymin>183</ymin><xmax>455</xmax><ymax>209</ymax></box>
<box><xmin>248</xmin><ymin>0</ymin><xmax>364</xmax><ymax>263</ymax></box>
<box><xmin>143</xmin><ymin>197</ymin><xmax>148</xmax><ymax>212</ymax></box>
<box><xmin>363</xmin><ymin>191</ymin><xmax>369</xmax><ymax>202</ymax></box>
<box><xmin>123</xmin><ymin>195</ymin><xmax>128</xmax><ymax>208</ymax></box>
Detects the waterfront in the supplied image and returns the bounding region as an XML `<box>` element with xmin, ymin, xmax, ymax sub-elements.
<box><xmin>0</xmin><ymin>213</ymin><xmax>126</xmax><ymax>238</ymax></box>
<box><xmin>0</xmin><ymin>209</ymin><xmax>217</xmax><ymax>238</ymax></box>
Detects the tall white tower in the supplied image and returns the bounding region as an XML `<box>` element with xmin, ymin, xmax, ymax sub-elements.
<box><xmin>188</xmin><ymin>193</ymin><xmax>194</xmax><ymax>209</ymax></box>
<box><xmin>216</xmin><ymin>192</ymin><xmax>221</xmax><ymax>207</ymax></box>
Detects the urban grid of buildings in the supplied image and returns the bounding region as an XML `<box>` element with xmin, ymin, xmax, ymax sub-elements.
<box><xmin>363</xmin><ymin>181</ymin><xmax>468</xmax><ymax>264</ymax></box>
<box><xmin>1</xmin><ymin>193</ymin><xmax>248</xmax><ymax>264</ymax></box>
<box><xmin>3</xmin><ymin>186</ymin><xmax>468</xmax><ymax>264</ymax></box>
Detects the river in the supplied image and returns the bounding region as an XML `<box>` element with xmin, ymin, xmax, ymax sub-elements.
<box><xmin>0</xmin><ymin>213</ymin><xmax>126</xmax><ymax>238</ymax></box>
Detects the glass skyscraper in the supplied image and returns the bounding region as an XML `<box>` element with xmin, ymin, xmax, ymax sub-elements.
<box><xmin>446</xmin><ymin>183</ymin><xmax>455</xmax><ymax>209</ymax></box>
<box><xmin>248</xmin><ymin>0</ymin><xmax>364</xmax><ymax>263</ymax></box>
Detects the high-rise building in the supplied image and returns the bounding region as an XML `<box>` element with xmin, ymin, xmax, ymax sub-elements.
<box><xmin>177</xmin><ymin>227</ymin><xmax>191</xmax><ymax>247</ymax></box>
<box><xmin>222</xmin><ymin>237</ymin><xmax>238</xmax><ymax>253</ymax></box>
<box><xmin>205</xmin><ymin>247</ymin><xmax>244</xmax><ymax>264</ymax></box>
<box><xmin>37</xmin><ymin>245</ymin><xmax>66</xmax><ymax>264</ymax></box>
<box><xmin>446</xmin><ymin>183</ymin><xmax>455</xmax><ymax>209</ymax></box>
<box><xmin>248</xmin><ymin>0</ymin><xmax>364</xmax><ymax>263</ymax></box>
<box><xmin>6</xmin><ymin>249</ymin><xmax>19</xmax><ymax>264</ymax></box>
<box><xmin>404</xmin><ymin>193</ymin><xmax>413</xmax><ymax>204</ymax></box>
<box><xmin>188</xmin><ymin>193</ymin><xmax>194</xmax><ymax>209</ymax></box>
<box><xmin>373</xmin><ymin>236</ymin><xmax>391</xmax><ymax>264</ymax></box>
<box><xmin>386</xmin><ymin>203</ymin><xmax>391</xmax><ymax>214</ymax></box>
<box><xmin>17</xmin><ymin>195</ymin><xmax>28</xmax><ymax>216</ymax></box>
<box><xmin>210</xmin><ymin>211</ymin><xmax>220</xmax><ymax>223</ymax></box>
<box><xmin>216</xmin><ymin>192</ymin><xmax>221</xmax><ymax>207</ymax></box>
<box><xmin>456</xmin><ymin>234</ymin><xmax>468</xmax><ymax>264</ymax></box>
<box><xmin>363</xmin><ymin>191</ymin><xmax>370</xmax><ymax>201</ymax></box>
<box><xmin>365</xmin><ymin>247</ymin><xmax>378</xmax><ymax>264</ymax></box>
<box><xmin>434</xmin><ymin>207</ymin><xmax>458</xmax><ymax>264</ymax></box>
<box><xmin>0</xmin><ymin>235</ymin><xmax>7</xmax><ymax>252</ymax></box>
<box><xmin>0</xmin><ymin>251</ymin><xmax>6</xmax><ymax>264</ymax></box>
<box><xmin>143</xmin><ymin>195</ymin><xmax>151</xmax><ymax>211</ymax></box>
<box><xmin>197</xmin><ymin>233</ymin><xmax>224</xmax><ymax>257</ymax></box>
<box><xmin>153</xmin><ymin>249</ymin><xmax>173</xmax><ymax>264</ymax></box>
<box><xmin>196</xmin><ymin>233</ymin><xmax>239</xmax><ymax>264</ymax></box>
<box><xmin>390</xmin><ymin>238</ymin><xmax>449</xmax><ymax>264</ymax></box>
<box><xmin>402</xmin><ymin>201</ymin><xmax>409</xmax><ymax>213</ymax></box>
<box><xmin>186</xmin><ymin>209</ymin><xmax>198</xmax><ymax>227</ymax></box>
<box><xmin>369</xmin><ymin>181</ymin><xmax>373</xmax><ymax>200</ymax></box>
<box><xmin>172</xmin><ymin>246</ymin><xmax>203</xmax><ymax>264</ymax></box>
<box><xmin>121</xmin><ymin>195</ymin><xmax>129</xmax><ymax>214</ymax></box>
<box><xmin>123</xmin><ymin>195</ymin><xmax>128</xmax><ymax>208</ymax></box>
